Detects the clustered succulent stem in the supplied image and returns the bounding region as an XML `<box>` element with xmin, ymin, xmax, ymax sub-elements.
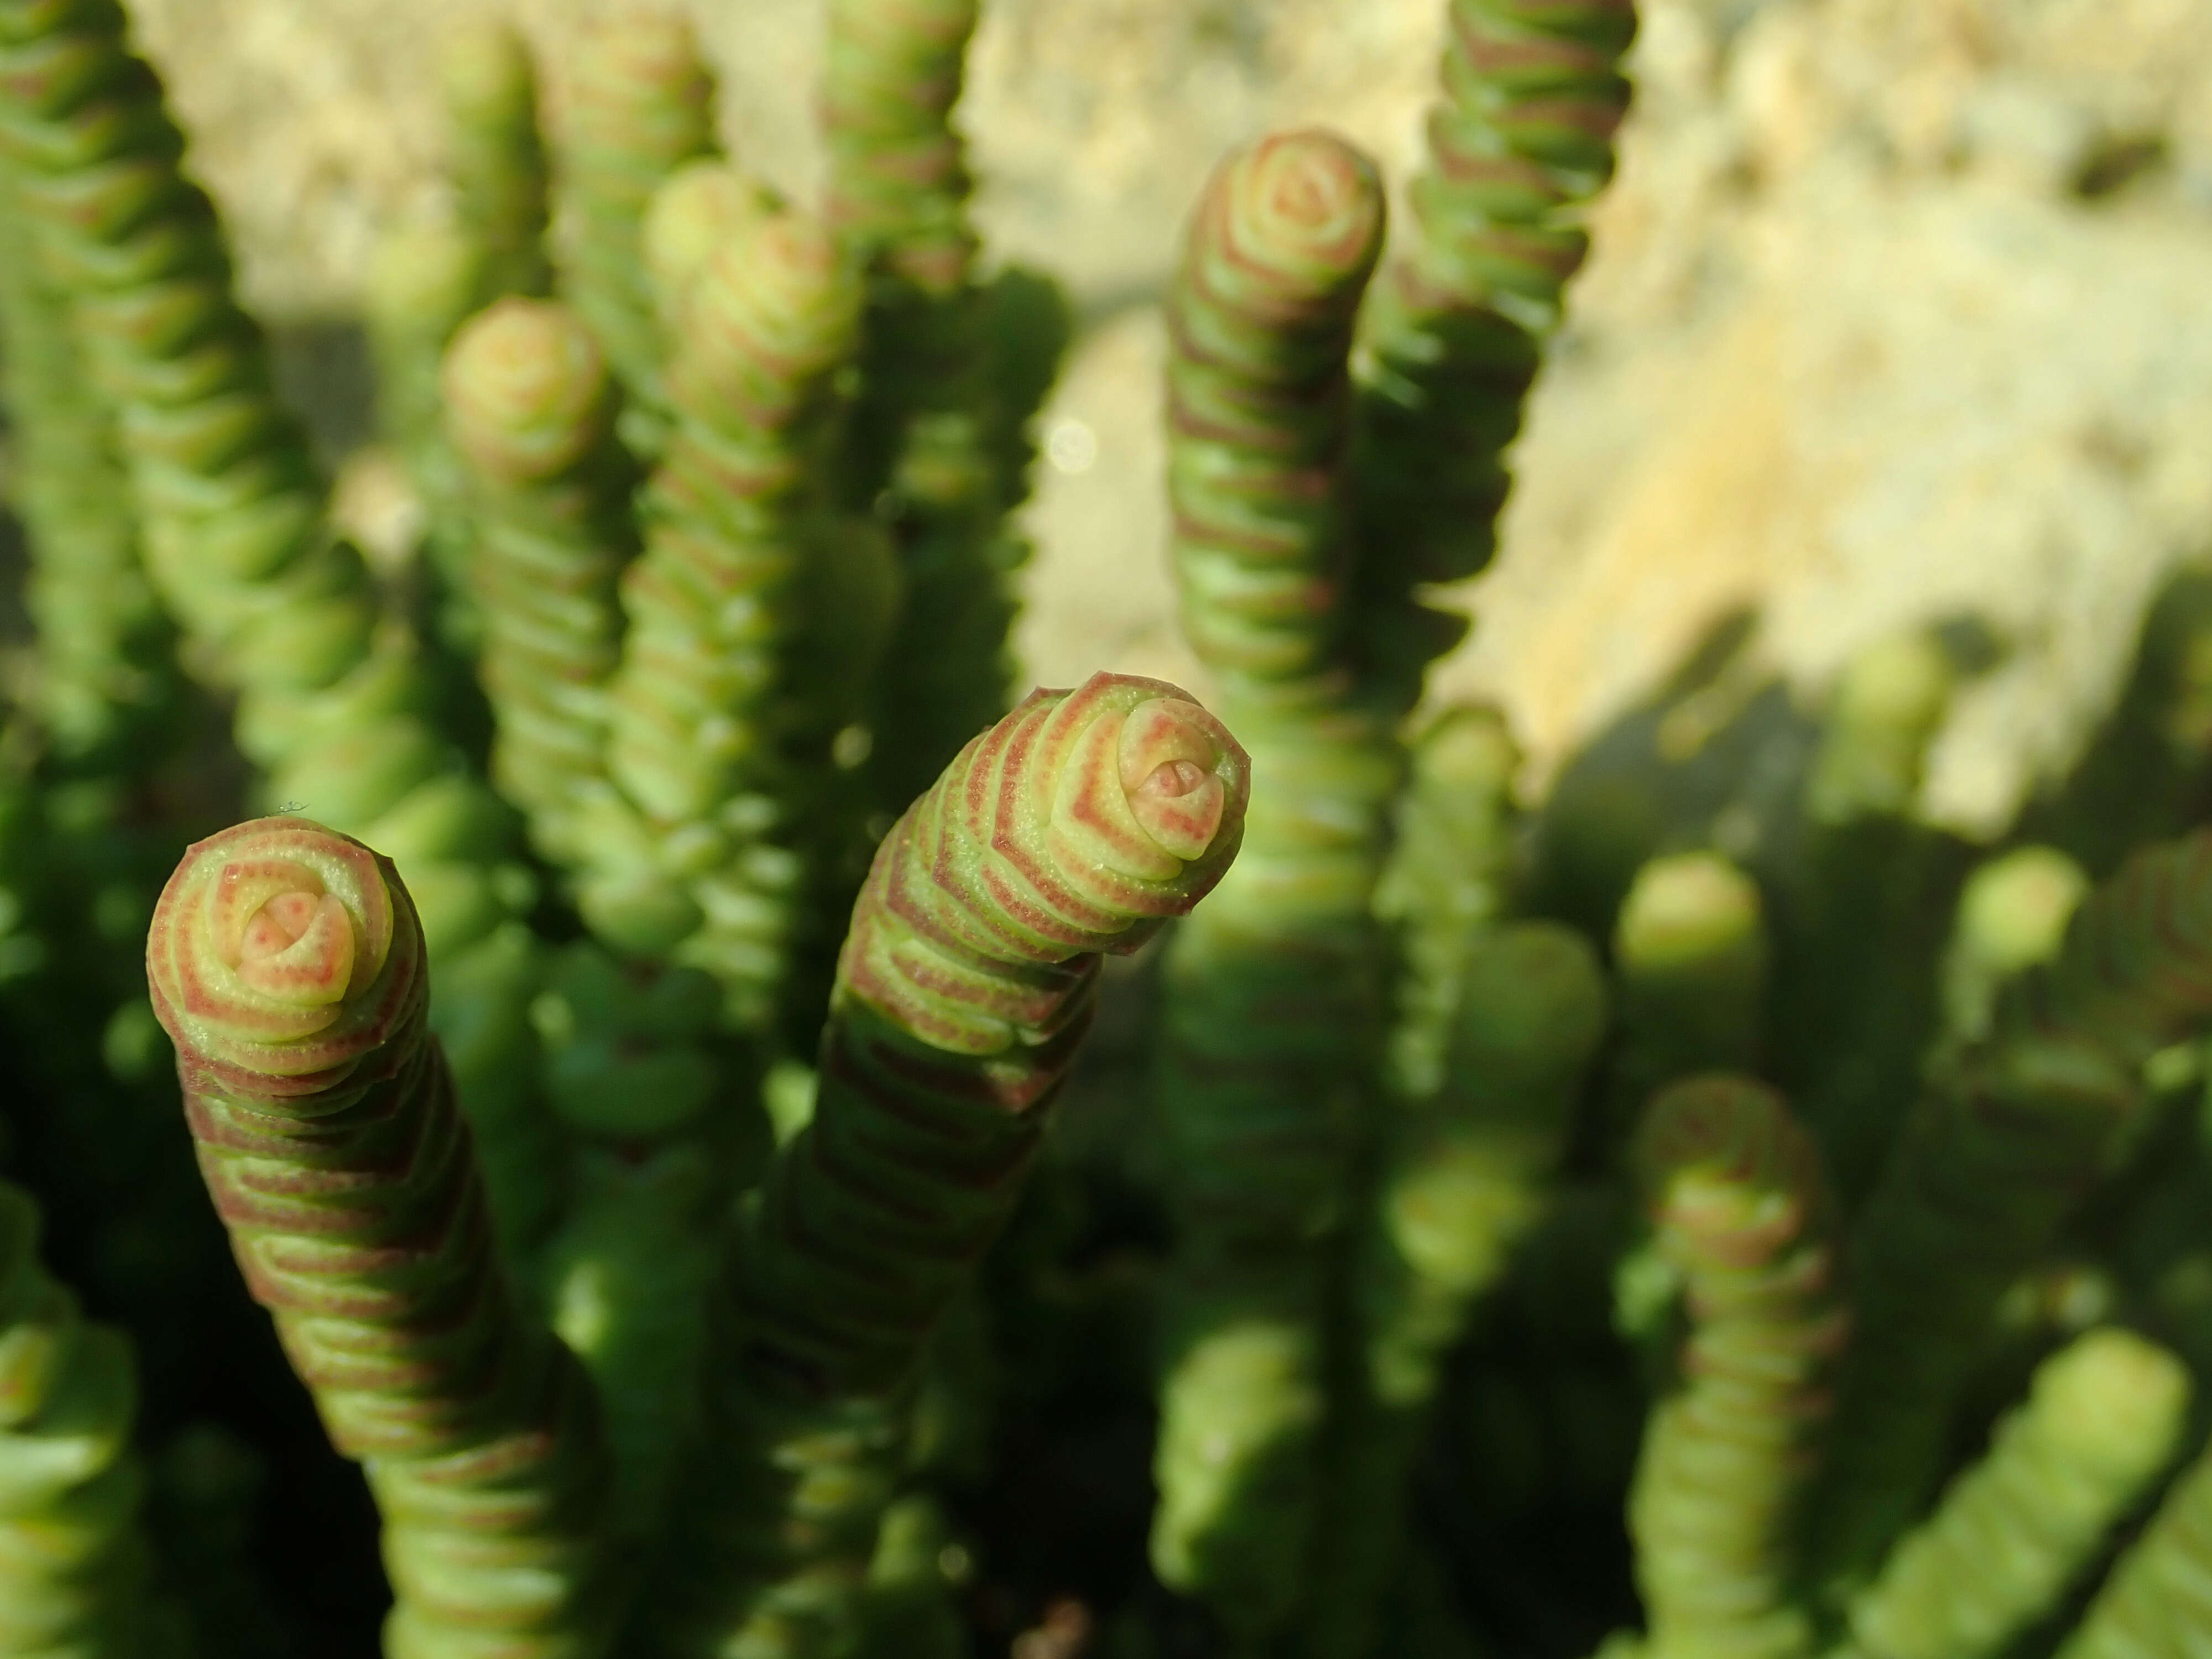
<box><xmin>1837</xmin><ymin>1327</ymin><xmax>2190</xmax><ymax>1659</ymax></box>
<box><xmin>1152</xmin><ymin>127</ymin><xmax>1394</xmax><ymax>1643</ymax></box>
<box><xmin>1627</xmin><ymin>1075</ymin><xmax>1845</xmax><ymax>1659</ymax></box>
<box><xmin>646</xmin><ymin>672</ymin><xmax>1249</xmax><ymax>1657</ymax></box>
<box><xmin>2059</xmin><ymin>1423</ymin><xmax>2212</xmax><ymax>1658</ymax></box>
<box><xmin>14</xmin><ymin>0</ymin><xmax>2212</xmax><ymax>1653</ymax></box>
<box><xmin>0</xmin><ymin>0</ymin><xmax>563</xmax><ymax>1265</ymax></box>
<box><xmin>593</xmin><ymin>202</ymin><xmax>880</xmax><ymax>1035</ymax></box>
<box><xmin>0</xmin><ymin>169</ymin><xmax>174</xmax><ymax>769</ymax></box>
<box><xmin>1349</xmin><ymin>0</ymin><xmax>1637</xmax><ymax>711</ymax></box>
<box><xmin>1605</xmin><ymin>851</ymin><xmax>1768</xmax><ymax>1147</ymax></box>
<box><xmin>0</xmin><ymin>1177</ymin><xmax>169</xmax><ymax>1656</ymax></box>
<box><xmin>550</xmin><ymin>6</ymin><xmax>718</xmax><ymax>451</ymax></box>
<box><xmin>1809</xmin><ymin>830</ymin><xmax>2212</xmax><ymax>1593</ymax></box>
<box><xmin>1308</xmin><ymin>920</ymin><xmax>1609</xmax><ymax>1659</ymax></box>
<box><xmin>822</xmin><ymin>0</ymin><xmax>1072</xmax><ymax>832</ymax></box>
<box><xmin>145</xmin><ymin>817</ymin><xmax>618</xmax><ymax>1655</ymax></box>
<box><xmin>442</xmin><ymin>296</ymin><xmax>637</xmax><ymax>870</ymax></box>
<box><xmin>439</xmin><ymin>19</ymin><xmax>552</xmax><ymax>305</ymax></box>
<box><xmin>366</xmin><ymin>18</ymin><xmax>554</xmax><ymax>658</ymax></box>
<box><xmin>1371</xmin><ymin>703</ymin><xmax>1521</xmax><ymax>1101</ymax></box>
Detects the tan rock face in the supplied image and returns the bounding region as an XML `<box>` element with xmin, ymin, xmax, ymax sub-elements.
<box><xmin>1464</xmin><ymin>0</ymin><xmax>2212</xmax><ymax>830</ymax></box>
<box><xmin>125</xmin><ymin>0</ymin><xmax>2212</xmax><ymax>834</ymax></box>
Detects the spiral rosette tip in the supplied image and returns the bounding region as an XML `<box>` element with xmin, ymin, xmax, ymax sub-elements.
<box><xmin>678</xmin><ymin>210</ymin><xmax>865</xmax><ymax>424</ymax></box>
<box><xmin>643</xmin><ymin>159</ymin><xmax>781</xmax><ymax>321</ymax></box>
<box><xmin>442</xmin><ymin>298</ymin><xmax>616</xmax><ymax>484</ymax></box>
<box><xmin>437</xmin><ymin>17</ymin><xmax>537</xmax><ymax>134</ymax></box>
<box><xmin>1086</xmin><ymin>681</ymin><xmax>1249</xmax><ymax>886</ymax></box>
<box><xmin>1633</xmin><ymin>1072</ymin><xmax>1829</xmax><ymax>1254</ymax></box>
<box><xmin>1214</xmin><ymin>129</ymin><xmax>1386</xmax><ymax>317</ymax></box>
<box><xmin>145</xmin><ymin>816</ymin><xmax>422</xmax><ymax>1098</ymax></box>
<box><xmin>838</xmin><ymin>672</ymin><xmax>1249</xmax><ymax>1058</ymax></box>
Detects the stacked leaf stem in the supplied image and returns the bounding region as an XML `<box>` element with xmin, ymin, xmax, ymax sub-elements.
<box><xmin>1604</xmin><ymin>851</ymin><xmax>1768</xmax><ymax>1151</ymax></box>
<box><xmin>0</xmin><ymin>1177</ymin><xmax>169</xmax><ymax>1655</ymax></box>
<box><xmin>551</xmin><ymin>6</ymin><xmax>718</xmax><ymax>449</ymax></box>
<box><xmin>441</xmin><ymin>296</ymin><xmax>634</xmax><ymax>874</ymax></box>
<box><xmin>1152</xmin><ymin>127</ymin><xmax>1391</xmax><ymax>1646</ymax></box>
<box><xmin>1627</xmin><ymin>1074</ymin><xmax>1845</xmax><ymax>1659</ymax></box>
<box><xmin>1809</xmin><ymin>829</ymin><xmax>2212</xmax><ymax>1594</ymax></box>
<box><xmin>0</xmin><ymin>0</ymin><xmax>561</xmax><ymax>1262</ymax></box>
<box><xmin>145</xmin><ymin>817</ymin><xmax>618</xmax><ymax>1656</ymax></box>
<box><xmin>0</xmin><ymin>180</ymin><xmax>173</xmax><ymax>768</ymax></box>
<box><xmin>594</xmin><ymin>204</ymin><xmax>878</xmax><ymax>1031</ymax></box>
<box><xmin>441</xmin><ymin>266</ymin><xmax>823</xmax><ymax>1540</ymax></box>
<box><xmin>1835</xmin><ymin>1327</ymin><xmax>2189</xmax><ymax>1659</ymax></box>
<box><xmin>1351</xmin><ymin>0</ymin><xmax>1637</xmax><ymax>705</ymax></box>
<box><xmin>825</xmin><ymin>0</ymin><xmax>1067</xmax><ymax>820</ymax></box>
<box><xmin>647</xmin><ymin>672</ymin><xmax>1249</xmax><ymax>1658</ymax></box>
<box><xmin>1310</xmin><ymin>920</ymin><xmax>1609</xmax><ymax>1659</ymax></box>
<box><xmin>440</xmin><ymin>19</ymin><xmax>552</xmax><ymax>304</ymax></box>
<box><xmin>367</xmin><ymin>18</ymin><xmax>555</xmax><ymax>647</ymax></box>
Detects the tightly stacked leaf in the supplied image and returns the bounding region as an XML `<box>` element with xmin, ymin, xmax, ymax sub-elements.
<box><xmin>441</xmin><ymin>297</ymin><xmax>634</xmax><ymax>869</ymax></box>
<box><xmin>826</xmin><ymin>0</ymin><xmax>1067</xmax><ymax>821</ymax></box>
<box><xmin>0</xmin><ymin>197</ymin><xmax>172</xmax><ymax>769</ymax></box>
<box><xmin>597</xmin><ymin>206</ymin><xmax>878</xmax><ymax>1027</ymax></box>
<box><xmin>1813</xmin><ymin>830</ymin><xmax>2212</xmax><ymax>1592</ymax></box>
<box><xmin>1837</xmin><ymin>1328</ymin><xmax>2189</xmax><ymax>1659</ymax></box>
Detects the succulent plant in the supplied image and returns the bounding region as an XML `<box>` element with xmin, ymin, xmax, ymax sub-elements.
<box><xmin>3</xmin><ymin>3</ymin><xmax>2212</xmax><ymax>1658</ymax></box>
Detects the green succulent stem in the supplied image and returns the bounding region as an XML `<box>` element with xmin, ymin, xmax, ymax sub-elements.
<box><xmin>2058</xmin><ymin>1402</ymin><xmax>2212</xmax><ymax>1658</ymax></box>
<box><xmin>593</xmin><ymin>203</ymin><xmax>885</xmax><ymax>1036</ymax></box>
<box><xmin>1808</xmin><ymin>830</ymin><xmax>2212</xmax><ymax>1594</ymax></box>
<box><xmin>1154</xmin><ymin>126</ymin><xmax>1392</xmax><ymax>1644</ymax></box>
<box><xmin>0</xmin><ymin>1177</ymin><xmax>169</xmax><ymax>1657</ymax></box>
<box><xmin>1307</xmin><ymin>921</ymin><xmax>1609</xmax><ymax>1659</ymax></box>
<box><xmin>444</xmin><ymin>269</ymin><xmax>829</xmax><ymax>1545</ymax></box>
<box><xmin>439</xmin><ymin>19</ymin><xmax>552</xmax><ymax>304</ymax></box>
<box><xmin>823</xmin><ymin>0</ymin><xmax>1070</xmax><ymax>823</ymax></box>
<box><xmin>525</xmin><ymin>933</ymin><xmax>761</xmax><ymax>1550</ymax></box>
<box><xmin>1628</xmin><ymin>1074</ymin><xmax>1843</xmax><ymax>1659</ymax></box>
<box><xmin>1937</xmin><ymin>846</ymin><xmax>2088</xmax><ymax>1051</ymax></box>
<box><xmin>822</xmin><ymin>0</ymin><xmax>978</xmax><ymax>296</ymax></box>
<box><xmin>441</xmin><ymin>295</ymin><xmax>638</xmax><ymax>870</ymax></box>
<box><xmin>1767</xmin><ymin>629</ymin><xmax>1967</xmax><ymax>1206</ymax></box>
<box><xmin>1350</xmin><ymin>0</ymin><xmax>1636</xmax><ymax>712</ymax></box>
<box><xmin>145</xmin><ymin>816</ymin><xmax>619</xmax><ymax>1656</ymax></box>
<box><xmin>365</xmin><ymin>214</ymin><xmax>492</xmax><ymax>651</ymax></box>
<box><xmin>1372</xmin><ymin>703</ymin><xmax>1521</xmax><ymax>1102</ymax></box>
<box><xmin>0</xmin><ymin>0</ymin><xmax>562</xmax><ymax>1264</ymax></box>
<box><xmin>365</xmin><ymin>19</ymin><xmax>551</xmax><ymax>658</ymax></box>
<box><xmin>646</xmin><ymin>672</ymin><xmax>1250</xmax><ymax>1659</ymax></box>
<box><xmin>550</xmin><ymin>5</ymin><xmax>718</xmax><ymax>451</ymax></box>
<box><xmin>1835</xmin><ymin>1327</ymin><xmax>2190</xmax><ymax>1659</ymax></box>
<box><xmin>1605</xmin><ymin>851</ymin><xmax>1767</xmax><ymax>1149</ymax></box>
<box><xmin>0</xmin><ymin>169</ymin><xmax>174</xmax><ymax>769</ymax></box>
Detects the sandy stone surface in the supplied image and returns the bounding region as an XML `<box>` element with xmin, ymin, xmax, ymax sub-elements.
<box><xmin>1457</xmin><ymin>0</ymin><xmax>2212</xmax><ymax>831</ymax></box>
<box><xmin>122</xmin><ymin>0</ymin><xmax>2212</xmax><ymax>834</ymax></box>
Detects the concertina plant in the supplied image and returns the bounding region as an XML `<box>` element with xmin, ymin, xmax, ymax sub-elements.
<box><xmin>3</xmin><ymin>0</ymin><xmax>2212</xmax><ymax>1656</ymax></box>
